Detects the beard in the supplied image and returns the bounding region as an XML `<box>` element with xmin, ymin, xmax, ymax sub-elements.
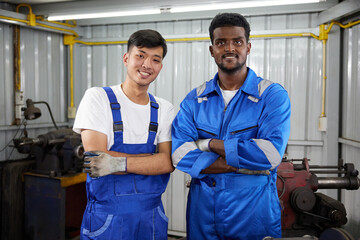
<box><xmin>215</xmin><ymin>55</ymin><xmax>246</xmax><ymax>74</ymax></box>
<box><xmin>217</xmin><ymin>61</ymin><xmax>245</xmax><ymax>74</ymax></box>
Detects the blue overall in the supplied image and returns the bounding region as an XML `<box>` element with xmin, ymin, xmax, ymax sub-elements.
<box><xmin>172</xmin><ymin>68</ymin><xmax>291</xmax><ymax>239</ymax></box>
<box><xmin>80</xmin><ymin>87</ymin><xmax>170</xmax><ymax>240</ymax></box>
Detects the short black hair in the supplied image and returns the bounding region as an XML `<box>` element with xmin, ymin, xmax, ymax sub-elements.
<box><xmin>127</xmin><ymin>29</ymin><xmax>167</xmax><ymax>58</ymax></box>
<box><xmin>209</xmin><ymin>13</ymin><xmax>251</xmax><ymax>44</ymax></box>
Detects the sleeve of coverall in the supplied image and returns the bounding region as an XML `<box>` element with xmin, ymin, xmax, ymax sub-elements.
<box><xmin>225</xmin><ymin>85</ymin><xmax>291</xmax><ymax>171</ymax></box>
<box><xmin>172</xmin><ymin>97</ymin><xmax>220</xmax><ymax>178</ymax></box>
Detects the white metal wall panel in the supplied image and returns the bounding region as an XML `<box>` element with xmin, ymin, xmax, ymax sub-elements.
<box><xmin>0</xmin><ymin>22</ymin><xmax>13</xmax><ymax>126</ymax></box>
<box><xmin>341</xmin><ymin>24</ymin><xmax>360</xmax><ymax>238</ymax></box>
<box><xmin>19</xmin><ymin>27</ymin><xmax>67</xmax><ymax>124</ymax></box>
<box><xmin>0</xmin><ymin>23</ymin><xmax>68</xmax><ymax>161</ymax></box>
<box><xmin>342</xmin><ymin>25</ymin><xmax>360</xmax><ymax>143</ymax></box>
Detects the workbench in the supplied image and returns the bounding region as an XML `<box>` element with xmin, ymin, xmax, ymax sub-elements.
<box><xmin>24</xmin><ymin>172</ymin><xmax>87</xmax><ymax>240</ymax></box>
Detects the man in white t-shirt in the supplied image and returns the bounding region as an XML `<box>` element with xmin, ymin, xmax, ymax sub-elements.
<box><xmin>73</xmin><ymin>29</ymin><xmax>174</xmax><ymax>240</ymax></box>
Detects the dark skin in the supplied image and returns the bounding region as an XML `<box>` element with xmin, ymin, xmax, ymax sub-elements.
<box><xmin>201</xmin><ymin>26</ymin><xmax>251</xmax><ymax>174</ymax></box>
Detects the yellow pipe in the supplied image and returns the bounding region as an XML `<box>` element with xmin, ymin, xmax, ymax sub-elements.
<box><xmin>0</xmin><ymin>15</ymin><xmax>28</xmax><ymax>24</ymax></box>
<box><xmin>166</xmin><ymin>37</ymin><xmax>211</xmax><ymax>42</ymax></box>
<box><xmin>72</xmin><ymin>33</ymin><xmax>320</xmax><ymax>45</ymax></box>
<box><xmin>74</xmin><ymin>40</ymin><xmax>127</xmax><ymax>45</ymax></box>
<box><xmin>16</xmin><ymin>3</ymin><xmax>33</xmax><ymax>14</ymax></box>
<box><xmin>250</xmin><ymin>32</ymin><xmax>321</xmax><ymax>40</ymax></box>
<box><xmin>70</xmin><ymin>43</ymin><xmax>74</xmax><ymax>108</ymax></box>
<box><xmin>36</xmin><ymin>16</ymin><xmax>77</xmax><ymax>28</ymax></box>
<box><xmin>0</xmin><ymin>16</ymin><xmax>78</xmax><ymax>37</ymax></box>
<box><xmin>16</xmin><ymin>3</ymin><xmax>36</xmax><ymax>26</ymax></box>
<box><xmin>321</xmin><ymin>39</ymin><xmax>327</xmax><ymax>118</ymax></box>
<box><xmin>36</xmin><ymin>22</ymin><xmax>78</xmax><ymax>37</ymax></box>
<box><xmin>46</xmin><ymin>20</ymin><xmax>76</xmax><ymax>28</ymax></box>
<box><xmin>326</xmin><ymin>20</ymin><xmax>360</xmax><ymax>34</ymax></box>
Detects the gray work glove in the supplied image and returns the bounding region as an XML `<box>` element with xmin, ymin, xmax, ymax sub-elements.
<box><xmin>83</xmin><ymin>151</ymin><xmax>126</xmax><ymax>178</ymax></box>
<box><xmin>195</xmin><ymin>138</ymin><xmax>212</xmax><ymax>152</ymax></box>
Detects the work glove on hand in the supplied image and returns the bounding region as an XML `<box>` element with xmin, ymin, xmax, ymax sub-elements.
<box><xmin>83</xmin><ymin>151</ymin><xmax>126</xmax><ymax>178</ymax></box>
<box><xmin>196</xmin><ymin>138</ymin><xmax>212</xmax><ymax>152</ymax></box>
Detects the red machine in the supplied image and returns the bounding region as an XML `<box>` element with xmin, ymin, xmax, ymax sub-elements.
<box><xmin>277</xmin><ymin>158</ymin><xmax>360</xmax><ymax>237</ymax></box>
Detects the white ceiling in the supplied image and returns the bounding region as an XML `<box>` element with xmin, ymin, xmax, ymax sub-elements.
<box><xmin>1</xmin><ymin>0</ymin><xmax>358</xmax><ymax>26</ymax></box>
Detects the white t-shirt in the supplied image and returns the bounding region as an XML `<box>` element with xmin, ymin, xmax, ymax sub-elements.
<box><xmin>220</xmin><ymin>88</ymin><xmax>238</xmax><ymax>108</ymax></box>
<box><xmin>73</xmin><ymin>85</ymin><xmax>174</xmax><ymax>150</ymax></box>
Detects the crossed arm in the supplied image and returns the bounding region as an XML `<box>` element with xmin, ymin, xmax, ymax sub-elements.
<box><xmin>201</xmin><ymin>139</ymin><xmax>237</xmax><ymax>174</ymax></box>
<box><xmin>81</xmin><ymin>129</ymin><xmax>174</xmax><ymax>176</ymax></box>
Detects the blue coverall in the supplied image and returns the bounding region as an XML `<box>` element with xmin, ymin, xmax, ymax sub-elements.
<box><xmin>172</xmin><ymin>68</ymin><xmax>291</xmax><ymax>240</ymax></box>
<box><xmin>81</xmin><ymin>87</ymin><xmax>169</xmax><ymax>240</ymax></box>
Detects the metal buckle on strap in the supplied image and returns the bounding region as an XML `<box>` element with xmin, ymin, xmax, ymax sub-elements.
<box><xmin>110</xmin><ymin>103</ymin><xmax>120</xmax><ymax>110</ymax></box>
<box><xmin>113</xmin><ymin>121</ymin><xmax>123</xmax><ymax>132</ymax></box>
<box><xmin>150</xmin><ymin>101</ymin><xmax>159</xmax><ymax>109</ymax></box>
<box><xmin>149</xmin><ymin>122</ymin><xmax>158</xmax><ymax>132</ymax></box>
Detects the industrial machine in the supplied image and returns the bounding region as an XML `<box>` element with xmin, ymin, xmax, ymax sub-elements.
<box><xmin>13</xmin><ymin>128</ymin><xmax>84</xmax><ymax>176</ymax></box>
<box><xmin>277</xmin><ymin>158</ymin><xmax>360</xmax><ymax>238</ymax></box>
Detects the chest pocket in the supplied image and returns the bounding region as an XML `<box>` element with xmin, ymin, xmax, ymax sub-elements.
<box><xmin>195</xmin><ymin>122</ymin><xmax>219</xmax><ymax>139</ymax></box>
<box><xmin>228</xmin><ymin>122</ymin><xmax>258</xmax><ymax>140</ymax></box>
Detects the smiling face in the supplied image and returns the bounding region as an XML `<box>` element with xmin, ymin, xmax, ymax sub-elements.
<box><xmin>123</xmin><ymin>45</ymin><xmax>163</xmax><ymax>88</ymax></box>
<box><xmin>209</xmin><ymin>26</ymin><xmax>251</xmax><ymax>74</ymax></box>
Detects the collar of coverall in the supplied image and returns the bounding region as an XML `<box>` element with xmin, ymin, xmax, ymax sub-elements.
<box><xmin>198</xmin><ymin>67</ymin><xmax>261</xmax><ymax>99</ymax></box>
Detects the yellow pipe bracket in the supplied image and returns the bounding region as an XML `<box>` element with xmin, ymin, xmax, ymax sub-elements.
<box><xmin>16</xmin><ymin>3</ymin><xmax>36</xmax><ymax>26</ymax></box>
<box><xmin>64</xmin><ymin>34</ymin><xmax>76</xmax><ymax>45</ymax></box>
<box><xmin>318</xmin><ymin>24</ymin><xmax>328</xmax><ymax>41</ymax></box>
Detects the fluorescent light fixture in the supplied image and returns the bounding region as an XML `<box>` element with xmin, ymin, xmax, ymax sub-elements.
<box><xmin>47</xmin><ymin>0</ymin><xmax>321</xmax><ymax>20</ymax></box>
<box><xmin>170</xmin><ymin>0</ymin><xmax>321</xmax><ymax>13</ymax></box>
<box><xmin>47</xmin><ymin>9</ymin><xmax>160</xmax><ymax>21</ymax></box>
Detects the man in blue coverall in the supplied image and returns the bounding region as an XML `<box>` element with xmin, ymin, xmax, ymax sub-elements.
<box><xmin>171</xmin><ymin>13</ymin><xmax>291</xmax><ymax>239</ymax></box>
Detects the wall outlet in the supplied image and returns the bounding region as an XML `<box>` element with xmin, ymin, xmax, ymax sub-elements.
<box><xmin>68</xmin><ymin>106</ymin><xmax>77</xmax><ymax>119</ymax></box>
<box><xmin>318</xmin><ymin>116</ymin><xmax>327</xmax><ymax>132</ymax></box>
<box><xmin>15</xmin><ymin>90</ymin><xmax>24</xmax><ymax>104</ymax></box>
<box><xmin>15</xmin><ymin>90</ymin><xmax>24</xmax><ymax>119</ymax></box>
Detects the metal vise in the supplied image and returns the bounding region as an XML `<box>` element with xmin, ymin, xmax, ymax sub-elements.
<box><xmin>14</xmin><ymin>128</ymin><xmax>84</xmax><ymax>177</ymax></box>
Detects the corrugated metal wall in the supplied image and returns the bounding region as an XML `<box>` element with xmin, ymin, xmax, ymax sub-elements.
<box><xmin>72</xmin><ymin>13</ymin><xmax>329</xmax><ymax>234</ymax></box>
<box><xmin>0</xmin><ymin>23</ymin><xmax>68</xmax><ymax>161</ymax></box>
<box><xmin>1</xmin><ymin>12</ymin><xmax>359</xmax><ymax>237</ymax></box>
<box><xmin>341</xmin><ymin>23</ymin><xmax>360</xmax><ymax>237</ymax></box>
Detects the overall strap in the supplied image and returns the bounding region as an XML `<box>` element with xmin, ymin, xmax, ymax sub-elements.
<box><xmin>148</xmin><ymin>93</ymin><xmax>159</xmax><ymax>145</ymax></box>
<box><xmin>103</xmin><ymin>87</ymin><xmax>123</xmax><ymax>144</ymax></box>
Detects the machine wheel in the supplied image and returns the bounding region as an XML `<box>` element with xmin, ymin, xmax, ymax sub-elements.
<box><xmin>290</xmin><ymin>187</ymin><xmax>316</xmax><ymax>212</ymax></box>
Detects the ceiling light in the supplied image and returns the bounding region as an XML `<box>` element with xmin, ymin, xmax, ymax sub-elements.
<box><xmin>170</xmin><ymin>0</ymin><xmax>321</xmax><ymax>13</ymax></box>
<box><xmin>47</xmin><ymin>0</ymin><xmax>321</xmax><ymax>21</ymax></box>
<box><xmin>47</xmin><ymin>9</ymin><xmax>161</xmax><ymax>21</ymax></box>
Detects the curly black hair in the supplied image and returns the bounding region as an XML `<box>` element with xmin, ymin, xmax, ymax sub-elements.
<box><xmin>127</xmin><ymin>29</ymin><xmax>167</xmax><ymax>58</ymax></box>
<box><xmin>209</xmin><ymin>13</ymin><xmax>251</xmax><ymax>44</ymax></box>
